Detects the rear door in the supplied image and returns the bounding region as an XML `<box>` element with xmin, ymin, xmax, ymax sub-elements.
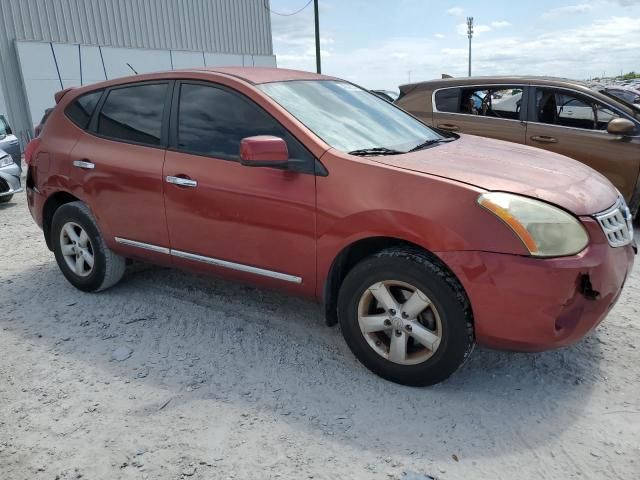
<box><xmin>162</xmin><ymin>81</ymin><xmax>317</xmax><ymax>296</ymax></box>
<box><xmin>526</xmin><ymin>86</ymin><xmax>640</xmax><ymax>202</ymax></box>
<box><xmin>432</xmin><ymin>85</ymin><xmax>528</xmax><ymax>143</ymax></box>
<box><xmin>68</xmin><ymin>82</ymin><xmax>171</xmax><ymax>256</ymax></box>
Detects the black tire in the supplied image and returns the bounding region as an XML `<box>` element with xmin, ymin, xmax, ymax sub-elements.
<box><xmin>0</xmin><ymin>194</ymin><xmax>13</xmax><ymax>203</ymax></box>
<box><xmin>51</xmin><ymin>201</ymin><xmax>126</xmax><ymax>292</ymax></box>
<box><xmin>337</xmin><ymin>247</ymin><xmax>474</xmax><ymax>386</ymax></box>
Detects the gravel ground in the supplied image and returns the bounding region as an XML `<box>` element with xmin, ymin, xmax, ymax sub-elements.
<box><xmin>1</xmin><ymin>189</ymin><xmax>639</xmax><ymax>480</ymax></box>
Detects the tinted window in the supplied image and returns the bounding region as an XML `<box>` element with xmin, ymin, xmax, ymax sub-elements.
<box><xmin>177</xmin><ymin>83</ymin><xmax>312</xmax><ymax>161</ymax></box>
<box><xmin>66</xmin><ymin>90</ymin><xmax>103</xmax><ymax>129</ymax></box>
<box><xmin>434</xmin><ymin>89</ymin><xmax>459</xmax><ymax>113</ymax></box>
<box><xmin>97</xmin><ymin>84</ymin><xmax>167</xmax><ymax>146</ymax></box>
<box><xmin>536</xmin><ymin>89</ymin><xmax>621</xmax><ymax>130</ymax></box>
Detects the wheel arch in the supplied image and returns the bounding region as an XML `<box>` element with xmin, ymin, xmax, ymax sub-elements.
<box><xmin>42</xmin><ymin>191</ymin><xmax>82</xmax><ymax>250</ymax></box>
<box><xmin>322</xmin><ymin>236</ymin><xmax>472</xmax><ymax>327</ymax></box>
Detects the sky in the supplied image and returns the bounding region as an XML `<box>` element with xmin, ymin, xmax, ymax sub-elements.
<box><xmin>268</xmin><ymin>0</ymin><xmax>640</xmax><ymax>90</ymax></box>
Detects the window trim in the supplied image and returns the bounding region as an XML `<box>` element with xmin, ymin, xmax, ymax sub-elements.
<box><xmin>87</xmin><ymin>80</ymin><xmax>174</xmax><ymax>150</ymax></box>
<box><xmin>431</xmin><ymin>84</ymin><xmax>529</xmax><ymax>123</ymax></box>
<box><xmin>527</xmin><ymin>85</ymin><xmax>640</xmax><ymax>136</ymax></box>
<box><xmin>168</xmin><ymin>79</ymin><xmax>322</xmax><ymax>175</ymax></box>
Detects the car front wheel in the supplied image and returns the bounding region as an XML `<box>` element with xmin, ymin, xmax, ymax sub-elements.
<box><xmin>51</xmin><ymin>201</ymin><xmax>125</xmax><ymax>292</ymax></box>
<box><xmin>338</xmin><ymin>248</ymin><xmax>474</xmax><ymax>386</ymax></box>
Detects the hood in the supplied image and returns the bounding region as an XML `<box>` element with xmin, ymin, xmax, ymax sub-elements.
<box><xmin>373</xmin><ymin>134</ymin><xmax>618</xmax><ymax>216</ymax></box>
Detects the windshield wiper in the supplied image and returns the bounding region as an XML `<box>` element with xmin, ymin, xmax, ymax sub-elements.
<box><xmin>348</xmin><ymin>147</ymin><xmax>404</xmax><ymax>156</ymax></box>
<box><xmin>407</xmin><ymin>137</ymin><xmax>456</xmax><ymax>153</ymax></box>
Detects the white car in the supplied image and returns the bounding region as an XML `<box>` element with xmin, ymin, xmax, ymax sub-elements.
<box><xmin>0</xmin><ymin>114</ymin><xmax>21</xmax><ymax>170</ymax></box>
<box><xmin>0</xmin><ymin>148</ymin><xmax>22</xmax><ymax>203</ymax></box>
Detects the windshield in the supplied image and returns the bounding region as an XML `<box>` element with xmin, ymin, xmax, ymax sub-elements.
<box><xmin>259</xmin><ymin>80</ymin><xmax>444</xmax><ymax>154</ymax></box>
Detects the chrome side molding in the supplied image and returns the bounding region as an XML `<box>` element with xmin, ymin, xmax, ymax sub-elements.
<box><xmin>115</xmin><ymin>237</ymin><xmax>171</xmax><ymax>255</ymax></box>
<box><xmin>114</xmin><ymin>237</ymin><xmax>302</xmax><ymax>284</ymax></box>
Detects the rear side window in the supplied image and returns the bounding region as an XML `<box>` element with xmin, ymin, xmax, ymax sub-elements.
<box><xmin>434</xmin><ymin>89</ymin><xmax>460</xmax><ymax>112</ymax></box>
<box><xmin>176</xmin><ymin>83</ymin><xmax>312</xmax><ymax>161</ymax></box>
<box><xmin>97</xmin><ymin>83</ymin><xmax>167</xmax><ymax>146</ymax></box>
<box><xmin>66</xmin><ymin>90</ymin><xmax>103</xmax><ymax>129</ymax></box>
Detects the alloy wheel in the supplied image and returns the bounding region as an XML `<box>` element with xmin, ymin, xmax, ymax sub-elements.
<box><xmin>357</xmin><ymin>280</ymin><xmax>442</xmax><ymax>365</ymax></box>
<box><xmin>60</xmin><ymin>222</ymin><xmax>95</xmax><ymax>277</ymax></box>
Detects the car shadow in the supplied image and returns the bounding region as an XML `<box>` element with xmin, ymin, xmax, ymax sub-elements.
<box><xmin>0</xmin><ymin>259</ymin><xmax>608</xmax><ymax>463</ymax></box>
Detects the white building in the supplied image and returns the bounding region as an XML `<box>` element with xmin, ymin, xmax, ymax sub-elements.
<box><xmin>0</xmin><ymin>0</ymin><xmax>276</xmax><ymax>145</ymax></box>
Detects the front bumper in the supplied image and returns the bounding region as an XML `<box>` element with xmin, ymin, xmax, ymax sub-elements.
<box><xmin>0</xmin><ymin>162</ymin><xmax>22</xmax><ymax>198</ymax></box>
<box><xmin>437</xmin><ymin>218</ymin><xmax>635</xmax><ymax>352</ymax></box>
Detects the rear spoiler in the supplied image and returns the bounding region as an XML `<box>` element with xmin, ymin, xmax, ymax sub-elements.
<box><xmin>54</xmin><ymin>87</ymin><xmax>76</xmax><ymax>104</ymax></box>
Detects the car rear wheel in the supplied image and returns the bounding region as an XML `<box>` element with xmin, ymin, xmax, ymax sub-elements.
<box><xmin>337</xmin><ymin>248</ymin><xmax>474</xmax><ymax>386</ymax></box>
<box><xmin>51</xmin><ymin>201</ymin><xmax>125</xmax><ymax>292</ymax></box>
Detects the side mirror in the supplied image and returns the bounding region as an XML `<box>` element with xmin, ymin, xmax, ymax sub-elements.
<box><xmin>5</xmin><ymin>126</ymin><xmax>11</xmax><ymax>135</ymax></box>
<box><xmin>633</xmin><ymin>97</ymin><xmax>640</xmax><ymax>105</ymax></box>
<box><xmin>607</xmin><ymin>118</ymin><xmax>636</xmax><ymax>136</ymax></box>
<box><xmin>240</xmin><ymin>135</ymin><xmax>289</xmax><ymax>169</ymax></box>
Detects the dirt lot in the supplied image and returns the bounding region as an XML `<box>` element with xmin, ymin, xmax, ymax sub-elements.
<box><xmin>1</xmin><ymin>190</ymin><xmax>639</xmax><ymax>480</ymax></box>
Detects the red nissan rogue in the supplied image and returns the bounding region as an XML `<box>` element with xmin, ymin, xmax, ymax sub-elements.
<box><xmin>26</xmin><ymin>68</ymin><xmax>636</xmax><ymax>386</ymax></box>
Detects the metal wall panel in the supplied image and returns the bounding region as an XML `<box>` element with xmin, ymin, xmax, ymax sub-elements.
<box><xmin>0</xmin><ymin>0</ymin><xmax>274</xmax><ymax>145</ymax></box>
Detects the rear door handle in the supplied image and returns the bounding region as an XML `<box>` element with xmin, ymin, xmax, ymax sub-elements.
<box><xmin>73</xmin><ymin>159</ymin><xmax>95</xmax><ymax>169</ymax></box>
<box><xmin>530</xmin><ymin>135</ymin><xmax>558</xmax><ymax>144</ymax></box>
<box><xmin>437</xmin><ymin>123</ymin><xmax>460</xmax><ymax>131</ymax></box>
<box><xmin>166</xmin><ymin>175</ymin><xmax>198</xmax><ymax>188</ymax></box>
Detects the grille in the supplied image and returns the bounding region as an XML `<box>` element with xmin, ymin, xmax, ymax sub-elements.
<box><xmin>0</xmin><ymin>178</ymin><xmax>9</xmax><ymax>194</ymax></box>
<box><xmin>595</xmin><ymin>197</ymin><xmax>634</xmax><ymax>248</ymax></box>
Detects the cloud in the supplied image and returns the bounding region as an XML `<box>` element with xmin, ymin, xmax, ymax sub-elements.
<box><xmin>543</xmin><ymin>4</ymin><xmax>593</xmax><ymax>18</ymax></box>
<box><xmin>270</xmin><ymin>4</ymin><xmax>334</xmax><ymax>70</ymax></box>
<box><xmin>447</xmin><ymin>7</ymin><xmax>464</xmax><ymax>16</ymax></box>
<box><xmin>491</xmin><ymin>21</ymin><xmax>511</xmax><ymax>28</ymax></box>
<box><xmin>273</xmin><ymin>9</ymin><xmax>640</xmax><ymax>91</ymax></box>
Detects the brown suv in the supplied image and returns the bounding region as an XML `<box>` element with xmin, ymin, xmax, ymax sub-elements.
<box><xmin>396</xmin><ymin>76</ymin><xmax>640</xmax><ymax>216</ymax></box>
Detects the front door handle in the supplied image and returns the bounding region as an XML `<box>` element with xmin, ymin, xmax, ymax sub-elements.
<box><xmin>437</xmin><ymin>123</ymin><xmax>460</xmax><ymax>131</ymax></box>
<box><xmin>530</xmin><ymin>135</ymin><xmax>558</xmax><ymax>144</ymax></box>
<box><xmin>73</xmin><ymin>159</ymin><xmax>95</xmax><ymax>169</ymax></box>
<box><xmin>166</xmin><ymin>175</ymin><xmax>198</xmax><ymax>188</ymax></box>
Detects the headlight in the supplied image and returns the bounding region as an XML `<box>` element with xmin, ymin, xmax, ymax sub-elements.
<box><xmin>478</xmin><ymin>192</ymin><xmax>589</xmax><ymax>257</ymax></box>
<box><xmin>0</xmin><ymin>155</ymin><xmax>13</xmax><ymax>168</ymax></box>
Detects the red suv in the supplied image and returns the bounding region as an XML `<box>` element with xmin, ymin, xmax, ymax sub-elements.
<box><xmin>26</xmin><ymin>68</ymin><xmax>635</xmax><ymax>386</ymax></box>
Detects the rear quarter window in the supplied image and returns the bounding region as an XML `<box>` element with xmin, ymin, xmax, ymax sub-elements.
<box><xmin>434</xmin><ymin>89</ymin><xmax>460</xmax><ymax>113</ymax></box>
<box><xmin>65</xmin><ymin>90</ymin><xmax>103</xmax><ymax>129</ymax></box>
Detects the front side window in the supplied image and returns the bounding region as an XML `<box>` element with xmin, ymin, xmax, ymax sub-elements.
<box><xmin>97</xmin><ymin>83</ymin><xmax>167</xmax><ymax>146</ymax></box>
<box><xmin>259</xmin><ymin>80</ymin><xmax>443</xmax><ymax>153</ymax></box>
<box><xmin>66</xmin><ymin>90</ymin><xmax>103</xmax><ymax>129</ymax></box>
<box><xmin>176</xmin><ymin>83</ymin><xmax>312</xmax><ymax>161</ymax></box>
<box><xmin>536</xmin><ymin>89</ymin><xmax>621</xmax><ymax>130</ymax></box>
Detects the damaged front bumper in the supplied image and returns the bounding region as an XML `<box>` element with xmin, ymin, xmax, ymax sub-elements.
<box><xmin>437</xmin><ymin>217</ymin><xmax>635</xmax><ymax>352</ymax></box>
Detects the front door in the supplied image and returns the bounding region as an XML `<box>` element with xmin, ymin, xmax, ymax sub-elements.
<box><xmin>526</xmin><ymin>87</ymin><xmax>640</xmax><ymax>202</ymax></box>
<box><xmin>162</xmin><ymin>81</ymin><xmax>317</xmax><ymax>296</ymax></box>
<box><xmin>432</xmin><ymin>85</ymin><xmax>527</xmax><ymax>144</ymax></box>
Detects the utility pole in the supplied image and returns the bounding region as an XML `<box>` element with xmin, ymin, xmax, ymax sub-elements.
<box><xmin>467</xmin><ymin>16</ymin><xmax>474</xmax><ymax>77</ymax></box>
<box><xmin>314</xmin><ymin>0</ymin><xmax>321</xmax><ymax>74</ymax></box>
